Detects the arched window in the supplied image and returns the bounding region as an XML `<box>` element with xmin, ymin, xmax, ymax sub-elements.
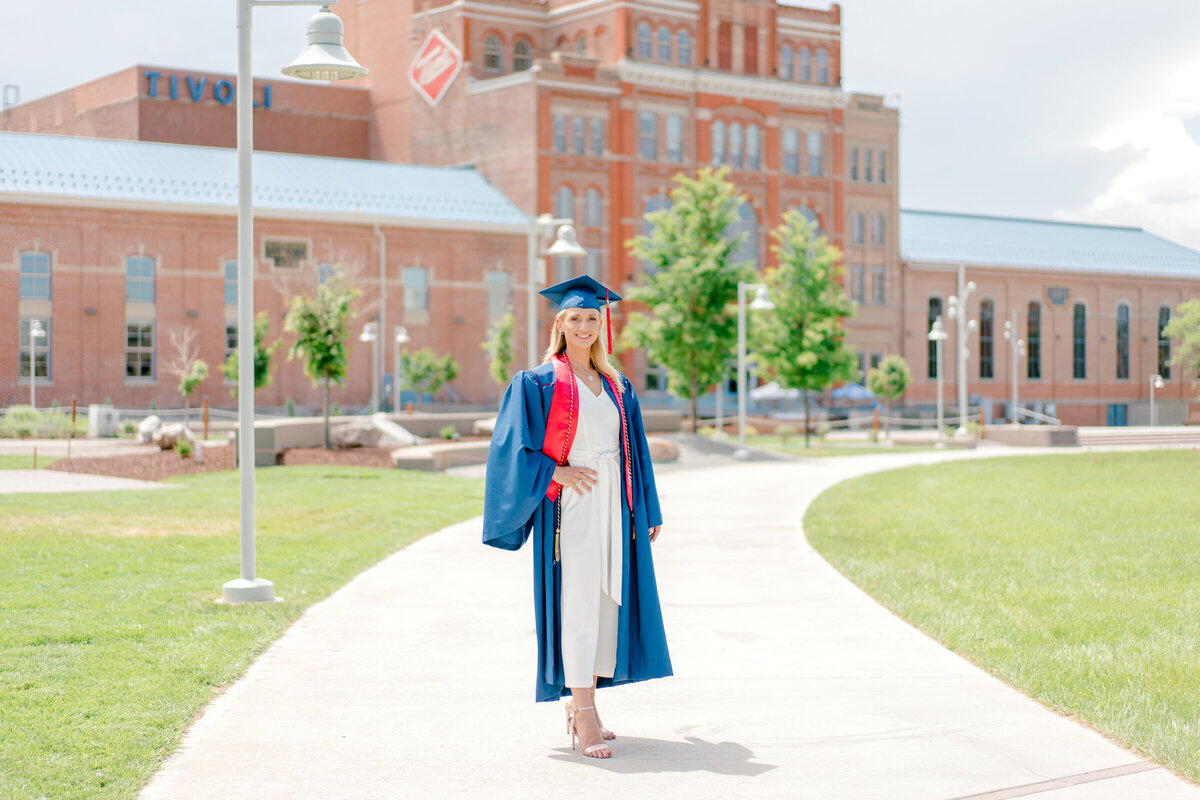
<box><xmin>125</xmin><ymin>255</ymin><xmax>155</xmax><ymax>303</ymax></box>
<box><xmin>1158</xmin><ymin>305</ymin><xmax>1171</xmax><ymax>378</ymax></box>
<box><xmin>712</xmin><ymin>120</ymin><xmax>726</xmax><ymax>165</ymax></box>
<box><xmin>641</xmin><ymin>193</ymin><xmax>673</xmax><ymax>274</ymax></box>
<box><xmin>747</xmin><ymin>124</ymin><xmax>760</xmax><ymax>169</ymax></box>
<box><xmin>851</xmin><ymin>211</ymin><xmax>864</xmax><ymax>245</ymax></box>
<box><xmin>727</xmin><ymin>202</ymin><xmax>759</xmax><ymax>268</ymax></box>
<box><xmin>1027</xmin><ymin>302</ymin><xmax>1041</xmax><ymax>379</ymax></box>
<box><xmin>556</xmin><ymin>185</ymin><xmax>575</xmax><ymax>221</ymax></box>
<box><xmin>979</xmin><ymin>299</ymin><xmax>994</xmax><ymax>379</ymax></box>
<box><xmin>513</xmin><ymin>39</ymin><xmax>532</xmax><ymax>71</ymax></box>
<box><xmin>483</xmin><ymin>35</ymin><xmax>503</xmax><ymax>73</ymax></box>
<box><xmin>780</xmin><ymin>45</ymin><xmax>793</xmax><ymax>80</ymax></box>
<box><xmin>871</xmin><ymin>213</ymin><xmax>885</xmax><ymax>247</ymax></box>
<box><xmin>1073</xmin><ymin>303</ymin><xmax>1087</xmax><ymax>379</ymax></box>
<box><xmin>19</xmin><ymin>250</ymin><xmax>51</xmax><ymax>300</ymax></box>
<box><xmin>794</xmin><ymin>204</ymin><xmax>822</xmax><ymax>236</ymax></box>
<box><xmin>576</xmin><ymin>34</ymin><xmax>587</xmax><ymax>55</ymax></box>
<box><xmin>1116</xmin><ymin>302</ymin><xmax>1130</xmax><ymax>380</ymax></box>
<box><xmin>815</xmin><ymin>48</ymin><xmax>829</xmax><ymax>84</ymax></box>
<box><xmin>637</xmin><ymin>22</ymin><xmax>652</xmax><ymax>58</ymax></box>
<box><xmin>927</xmin><ymin>297</ymin><xmax>943</xmax><ymax>379</ymax></box>
<box><xmin>798</xmin><ymin>46</ymin><xmax>811</xmax><ymax>82</ymax></box>
<box><xmin>657</xmin><ymin>25</ymin><xmax>671</xmax><ymax>61</ymax></box>
<box><xmin>729</xmin><ymin>122</ymin><xmax>744</xmax><ymax>168</ymax></box>
<box><xmin>676</xmin><ymin>29</ymin><xmax>691</xmax><ymax>65</ymax></box>
<box><xmin>585</xmin><ymin>188</ymin><xmax>602</xmax><ymax>227</ymax></box>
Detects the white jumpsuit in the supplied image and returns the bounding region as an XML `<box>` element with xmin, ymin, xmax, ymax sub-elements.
<box><xmin>559</xmin><ymin>375</ymin><xmax>623</xmax><ymax>688</ymax></box>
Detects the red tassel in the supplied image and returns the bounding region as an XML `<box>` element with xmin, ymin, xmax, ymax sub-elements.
<box><xmin>606</xmin><ymin>289</ymin><xmax>613</xmax><ymax>354</ymax></box>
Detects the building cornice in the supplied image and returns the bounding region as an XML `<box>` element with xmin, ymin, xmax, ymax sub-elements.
<box><xmin>616</xmin><ymin>60</ymin><xmax>847</xmax><ymax>108</ymax></box>
<box><xmin>902</xmin><ymin>257</ymin><xmax>1200</xmax><ymax>282</ymax></box>
<box><xmin>776</xmin><ymin>18</ymin><xmax>841</xmax><ymax>38</ymax></box>
<box><xmin>419</xmin><ymin>0</ymin><xmax>699</xmax><ymax>24</ymax></box>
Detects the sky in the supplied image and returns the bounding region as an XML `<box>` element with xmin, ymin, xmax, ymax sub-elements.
<box><xmin>7</xmin><ymin>1</ymin><xmax>1200</xmax><ymax>249</ymax></box>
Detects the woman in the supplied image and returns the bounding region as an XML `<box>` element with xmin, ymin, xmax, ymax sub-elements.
<box><xmin>482</xmin><ymin>275</ymin><xmax>672</xmax><ymax>759</ymax></box>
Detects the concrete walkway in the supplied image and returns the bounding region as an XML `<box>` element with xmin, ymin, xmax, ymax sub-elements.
<box><xmin>0</xmin><ymin>470</ymin><xmax>170</xmax><ymax>494</ymax></box>
<box><xmin>140</xmin><ymin>450</ymin><xmax>1199</xmax><ymax>800</ymax></box>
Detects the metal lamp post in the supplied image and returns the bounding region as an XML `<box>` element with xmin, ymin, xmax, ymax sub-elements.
<box><xmin>359</xmin><ymin>321</ymin><xmax>379</xmax><ymax>412</ymax></box>
<box><xmin>736</xmin><ymin>282</ymin><xmax>775</xmax><ymax>456</ymax></box>
<box><xmin>1002</xmin><ymin>311</ymin><xmax>1026</xmax><ymax>427</ymax></box>
<box><xmin>945</xmin><ymin>266</ymin><xmax>977</xmax><ymax>437</ymax></box>
<box><xmin>27</xmin><ymin>319</ymin><xmax>45</xmax><ymax>409</ymax></box>
<box><xmin>928</xmin><ymin>315</ymin><xmax>948</xmax><ymax>449</ymax></box>
<box><xmin>224</xmin><ymin>0</ymin><xmax>367</xmax><ymax>604</ymax></box>
<box><xmin>394</xmin><ymin>326</ymin><xmax>410</xmax><ymax>413</ymax></box>
<box><xmin>1150</xmin><ymin>373</ymin><xmax>1165</xmax><ymax>426</ymax></box>
<box><xmin>526</xmin><ymin>215</ymin><xmax>586</xmax><ymax>368</ymax></box>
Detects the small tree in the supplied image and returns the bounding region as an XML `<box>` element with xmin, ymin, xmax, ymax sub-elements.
<box><xmin>482</xmin><ymin>307</ymin><xmax>516</xmax><ymax>390</ymax></box>
<box><xmin>625</xmin><ymin>166</ymin><xmax>755</xmax><ymax>426</ymax></box>
<box><xmin>220</xmin><ymin>312</ymin><xmax>280</xmax><ymax>398</ymax></box>
<box><xmin>164</xmin><ymin>327</ymin><xmax>209</xmax><ymax>426</ymax></box>
<box><xmin>866</xmin><ymin>355</ymin><xmax>911</xmax><ymax>439</ymax></box>
<box><xmin>400</xmin><ymin>348</ymin><xmax>460</xmax><ymax>407</ymax></box>
<box><xmin>755</xmin><ymin>209</ymin><xmax>859</xmax><ymax>448</ymax></box>
<box><xmin>284</xmin><ymin>271</ymin><xmax>360</xmax><ymax>449</ymax></box>
<box><xmin>1163</xmin><ymin>299</ymin><xmax>1200</xmax><ymax>398</ymax></box>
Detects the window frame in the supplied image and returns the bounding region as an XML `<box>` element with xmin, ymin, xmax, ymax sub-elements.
<box><xmin>1027</xmin><ymin>301</ymin><xmax>1041</xmax><ymax>380</ymax></box>
<box><xmin>585</xmin><ymin>187</ymin><xmax>603</xmax><ymax>227</ymax></box>
<box><xmin>782</xmin><ymin>128</ymin><xmax>800</xmax><ymax>174</ymax></box>
<box><xmin>850</xmin><ymin>211</ymin><xmax>864</xmax><ymax>245</ymax></box>
<box><xmin>815</xmin><ymin>47</ymin><xmax>829</xmax><ymax>84</ymax></box>
<box><xmin>552</xmin><ymin>114</ymin><xmax>567</xmax><ymax>153</ymax></box>
<box><xmin>1158</xmin><ymin>304</ymin><xmax>1171</xmax><ymax>379</ymax></box>
<box><xmin>1116</xmin><ymin>302</ymin><xmax>1130</xmax><ymax>380</ymax></box>
<box><xmin>513</xmin><ymin>38</ymin><xmax>532</xmax><ymax>71</ymax></box>
<box><xmin>403</xmin><ymin>266</ymin><xmax>431</xmax><ymax>312</ymax></box>
<box><xmin>639</xmin><ymin>111</ymin><xmax>658</xmax><ymax>160</ymax></box>
<box><xmin>125</xmin><ymin>254</ymin><xmax>156</xmax><ymax>304</ymax></box>
<box><xmin>850</xmin><ymin>265</ymin><xmax>864</xmax><ymax>304</ymax></box>
<box><xmin>712</xmin><ymin>120</ymin><xmax>726</xmax><ymax>165</ymax></box>
<box><xmin>19</xmin><ymin>250</ymin><xmax>51</xmax><ymax>301</ymax></box>
<box><xmin>798</xmin><ymin>46</ymin><xmax>811</xmax><ymax>82</ymax></box>
<box><xmin>871</xmin><ymin>266</ymin><xmax>885</xmax><ymax>305</ymax></box>
<box><xmin>483</xmin><ymin>34</ymin><xmax>503</xmax><ymax>73</ymax></box>
<box><xmin>556</xmin><ymin>185</ymin><xmax>575</xmax><ymax>221</ymax></box>
<box><xmin>637</xmin><ymin>22</ymin><xmax>652</xmax><ymax>59</ymax></box>
<box><xmin>125</xmin><ymin>321</ymin><xmax>156</xmax><ymax>381</ymax></box>
<box><xmin>979</xmin><ymin>299</ymin><xmax>994</xmax><ymax>379</ymax></box>
<box><xmin>927</xmin><ymin>297</ymin><xmax>943</xmax><ymax>379</ymax></box>
<box><xmin>806</xmin><ymin>130</ymin><xmax>823</xmax><ymax>176</ymax></box>
<box><xmin>871</xmin><ymin>213</ymin><xmax>885</xmax><ymax>247</ymax></box>
<box><xmin>1072</xmin><ymin>302</ymin><xmax>1087</xmax><ymax>380</ymax></box>
<box><xmin>19</xmin><ymin>317</ymin><xmax>52</xmax><ymax>381</ymax></box>
<box><xmin>665</xmin><ymin>113</ymin><xmax>684</xmax><ymax>163</ymax></box>
<box><xmin>590</xmin><ymin>118</ymin><xmax>604</xmax><ymax>156</ymax></box>
<box><xmin>657</xmin><ymin>25</ymin><xmax>671</xmax><ymax>61</ymax></box>
<box><xmin>572</xmin><ymin>116</ymin><xmax>586</xmax><ymax>155</ymax></box>
<box><xmin>729</xmin><ymin>121</ymin><xmax>744</xmax><ymax>169</ymax></box>
<box><xmin>780</xmin><ymin>44</ymin><xmax>793</xmax><ymax>80</ymax></box>
<box><xmin>676</xmin><ymin>28</ymin><xmax>691</xmax><ymax>65</ymax></box>
<box><xmin>747</xmin><ymin>123</ymin><xmax>760</xmax><ymax>170</ymax></box>
<box><xmin>224</xmin><ymin>259</ymin><xmax>238</xmax><ymax>306</ymax></box>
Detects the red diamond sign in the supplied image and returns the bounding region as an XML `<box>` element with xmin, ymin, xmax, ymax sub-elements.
<box><xmin>409</xmin><ymin>29</ymin><xmax>464</xmax><ymax>107</ymax></box>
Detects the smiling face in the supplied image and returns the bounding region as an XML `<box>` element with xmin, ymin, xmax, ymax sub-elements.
<box><xmin>558</xmin><ymin>308</ymin><xmax>602</xmax><ymax>356</ymax></box>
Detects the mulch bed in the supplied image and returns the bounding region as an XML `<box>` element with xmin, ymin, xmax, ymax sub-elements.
<box><xmin>47</xmin><ymin>445</ymin><xmax>236</xmax><ymax>482</ymax></box>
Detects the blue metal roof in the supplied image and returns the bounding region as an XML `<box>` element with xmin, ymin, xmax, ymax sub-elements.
<box><xmin>901</xmin><ymin>209</ymin><xmax>1200</xmax><ymax>279</ymax></box>
<box><xmin>0</xmin><ymin>132</ymin><xmax>527</xmax><ymax>230</ymax></box>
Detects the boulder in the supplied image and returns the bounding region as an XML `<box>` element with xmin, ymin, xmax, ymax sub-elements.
<box><xmin>331</xmin><ymin>421</ymin><xmax>382</xmax><ymax>449</ymax></box>
<box><xmin>137</xmin><ymin>414</ymin><xmax>162</xmax><ymax>443</ymax></box>
<box><xmin>153</xmin><ymin>423</ymin><xmax>195</xmax><ymax>450</ymax></box>
<box><xmin>646</xmin><ymin>436</ymin><xmax>680</xmax><ymax>463</ymax></box>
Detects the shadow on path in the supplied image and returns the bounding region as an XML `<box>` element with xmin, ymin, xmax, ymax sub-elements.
<box><xmin>548</xmin><ymin>736</ymin><xmax>777</xmax><ymax>776</ymax></box>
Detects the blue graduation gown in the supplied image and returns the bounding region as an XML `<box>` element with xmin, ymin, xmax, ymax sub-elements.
<box><xmin>482</xmin><ymin>361</ymin><xmax>673</xmax><ymax>702</ymax></box>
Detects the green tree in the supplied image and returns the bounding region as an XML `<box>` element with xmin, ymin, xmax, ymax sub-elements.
<box><xmin>755</xmin><ymin>209</ymin><xmax>859</xmax><ymax>447</ymax></box>
<box><xmin>220</xmin><ymin>312</ymin><xmax>280</xmax><ymax>398</ymax></box>
<box><xmin>400</xmin><ymin>348</ymin><xmax>460</xmax><ymax>407</ymax></box>
<box><xmin>165</xmin><ymin>327</ymin><xmax>208</xmax><ymax>427</ymax></box>
<box><xmin>283</xmin><ymin>272</ymin><xmax>360</xmax><ymax>449</ymax></box>
<box><xmin>1163</xmin><ymin>299</ymin><xmax>1200</xmax><ymax>397</ymax></box>
<box><xmin>625</xmin><ymin>166</ymin><xmax>754</xmax><ymax>425</ymax></box>
<box><xmin>866</xmin><ymin>355</ymin><xmax>911</xmax><ymax>439</ymax></box>
<box><xmin>482</xmin><ymin>307</ymin><xmax>516</xmax><ymax>390</ymax></box>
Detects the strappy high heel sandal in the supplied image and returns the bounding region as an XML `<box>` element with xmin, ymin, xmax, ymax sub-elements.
<box><xmin>568</xmin><ymin>705</ymin><xmax>612</xmax><ymax>758</ymax></box>
<box><xmin>565</xmin><ymin>698</ymin><xmax>615</xmax><ymax>740</ymax></box>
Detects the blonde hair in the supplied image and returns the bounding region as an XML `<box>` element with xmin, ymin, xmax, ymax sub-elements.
<box><xmin>542</xmin><ymin>307</ymin><xmax>622</xmax><ymax>386</ymax></box>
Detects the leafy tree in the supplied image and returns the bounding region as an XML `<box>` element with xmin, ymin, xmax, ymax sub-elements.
<box><xmin>755</xmin><ymin>209</ymin><xmax>859</xmax><ymax>447</ymax></box>
<box><xmin>220</xmin><ymin>312</ymin><xmax>280</xmax><ymax>398</ymax></box>
<box><xmin>283</xmin><ymin>271</ymin><xmax>360</xmax><ymax>449</ymax></box>
<box><xmin>625</xmin><ymin>167</ymin><xmax>754</xmax><ymax>425</ymax></box>
<box><xmin>482</xmin><ymin>307</ymin><xmax>516</xmax><ymax>390</ymax></box>
<box><xmin>164</xmin><ymin>327</ymin><xmax>208</xmax><ymax>426</ymax></box>
<box><xmin>1163</xmin><ymin>299</ymin><xmax>1200</xmax><ymax>397</ymax></box>
<box><xmin>866</xmin><ymin>355</ymin><xmax>911</xmax><ymax>439</ymax></box>
<box><xmin>400</xmin><ymin>348</ymin><xmax>460</xmax><ymax>407</ymax></box>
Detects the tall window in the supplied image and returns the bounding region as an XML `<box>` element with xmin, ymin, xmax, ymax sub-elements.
<box><xmin>806</xmin><ymin>130</ymin><xmax>823</xmax><ymax>176</ymax></box>
<box><xmin>979</xmin><ymin>299</ymin><xmax>994</xmax><ymax>379</ymax></box>
<box><xmin>727</xmin><ymin>203</ymin><xmax>759</xmax><ymax>268</ymax></box>
<box><xmin>798</xmin><ymin>46</ymin><xmax>811</xmax><ymax>81</ymax></box>
<box><xmin>126</xmin><ymin>322</ymin><xmax>155</xmax><ymax>379</ymax></box>
<box><xmin>871</xmin><ymin>213</ymin><xmax>885</xmax><ymax>247</ymax></box>
<box><xmin>665</xmin><ymin>114</ymin><xmax>683</xmax><ymax>163</ymax></box>
<box><xmin>552</xmin><ymin>114</ymin><xmax>566</xmax><ymax>152</ymax></box>
<box><xmin>584</xmin><ymin>250</ymin><xmax>602</xmax><ymax>279</ymax></box>
<box><xmin>20</xmin><ymin>318</ymin><xmax>51</xmax><ymax>380</ymax></box>
<box><xmin>486</xmin><ymin>271</ymin><xmax>512</xmax><ymax>318</ymax></box>
<box><xmin>729</xmin><ymin>122</ymin><xmax>743</xmax><ymax>169</ymax></box>
<box><xmin>815</xmin><ymin>48</ymin><xmax>829</xmax><ymax>83</ymax></box>
<box><xmin>637</xmin><ymin>22</ymin><xmax>652</xmax><ymax>58</ymax></box>
<box><xmin>747</xmin><ymin>124</ymin><xmax>760</xmax><ymax>169</ymax></box>
<box><xmin>1158</xmin><ymin>305</ymin><xmax>1171</xmax><ymax>379</ymax></box>
<box><xmin>780</xmin><ymin>45</ymin><xmax>793</xmax><ymax>80</ymax></box>
<box><xmin>849</xmin><ymin>147</ymin><xmax>858</xmax><ymax>180</ymax></box>
<box><xmin>224</xmin><ymin>259</ymin><xmax>238</xmax><ymax>305</ymax></box>
<box><xmin>850</xmin><ymin>265</ymin><xmax>864</xmax><ymax>303</ymax></box>
<box><xmin>1027</xmin><ymin>301</ymin><xmax>1041</xmax><ymax>379</ymax></box>
<box><xmin>1073</xmin><ymin>303</ymin><xmax>1086</xmax><ymax>379</ymax></box>
<box><xmin>782</xmin><ymin>128</ymin><xmax>799</xmax><ymax>174</ymax></box>
<box><xmin>590</xmin><ymin>118</ymin><xmax>604</xmax><ymax>155</ymax></box>
<box><xmin>712</xmin><ymin>120</ymin><xmax>726</xmax><ymax>165</ymax></box>
<box><xmin>1116</xmin><ymin>302</ymin><xmax>1130</xmax><ymax>380</ymax></box>
<box><xmin>850</xmin><ymin>212</ymin><xmax>864</xmax><ymax>245</ymax></box>
<box><xmin>871</xmin><ymin>267</ymin><xmax>885</xmax><ymax>305</ymax></box>
<box><xmin>795</xmin><ymin>205</ymin><xmax>821</xmax><ymax>235</ymax></box>
<box><xmin>19</xmin><ymin>251</ymin><xmax>51</xmax><ymax>300</ymax></box>
<box><xmin>514</xmin><ymin>39</ymin><xmax>532</xmax><ymax>71</ymax></box>
<box><xmin>639</xmin><ymin>112</ymin><xmax>658</xmax><ymax>160</ymax></box>
<box><xmin>224</xmin><ymin>323</ymin><xmax>237</xmax><ymax>371</ymax></box>
<box><xmin>657</xmin><ymin>25</ymin><xmax>671</xmax><ymax>61</ymax></box>
<box><xmin>126</xmin><ymin>255</ymin><xmax>155</xmax><ymax>303</ymax></box>
<box><xmin>404</xmin><ymin>266</ymin><xmax>430</xmax><ymax>311</ymax></box>
<box><xmin>864</xmin><ymin>148</ymin><xmax>874</xmax><ymax>182</ymax></box>
<box><xmin>576</xmin><ymin>34</ymin><xmax>587</xmax><ymax>55</ymax></box>
<box><xmin>572</xmin><ymin>116</ymin><xmax>585</xmax><ymax>154</ymax></box>
<box><xmin>928</xmin><ymin>297</ymin><xmax>943</xmax><ymax>379</ymax></box>
<box><xmin>676</xmin><ymin>29</ymin><xmax>691</xmax><ymax>65</ymax></box>
<box><xmin>556</xmin><ymin>185</ymin><xmax>575</xmax><ymax>220</ymax></box>
<box><xmin>483</xmin><ymin>35</ymin><xmax>502</xmax><ymax>73</ymax></box>
<box><xmin>878</xmin><ymin>151</ymin><xmax>888</xmax><ymax>183</ymax></box>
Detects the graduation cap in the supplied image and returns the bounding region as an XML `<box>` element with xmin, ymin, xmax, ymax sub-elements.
<box><xmin>539</xmin><ymin>274</ymin><xmax>622</xmax><ymax>353</ymax></box>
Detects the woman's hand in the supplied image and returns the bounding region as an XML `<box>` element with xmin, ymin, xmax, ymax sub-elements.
<box><xmin>554</xmin><ymin>465</ymin><xmax>598</xmax><ymax>496</ymax></box>
<box><xmin>649</xmin><ymin>525</ymin><xmax>662</xmax><ymax>543</ymax></box>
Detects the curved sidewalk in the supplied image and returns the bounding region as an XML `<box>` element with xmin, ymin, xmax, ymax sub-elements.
<box><xmin>140</xmin><ymin>451</ymin><xmax>1199</xmax><ymax>800</ymax></box>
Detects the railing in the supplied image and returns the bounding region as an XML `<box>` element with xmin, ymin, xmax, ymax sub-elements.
<box><xmin>1016</xmin><ymin>408</ymin><xmax>1062</xmax><ymax>425</ymax></box>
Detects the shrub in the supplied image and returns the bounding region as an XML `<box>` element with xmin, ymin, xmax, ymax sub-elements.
<box><xmin>439</xmin><ymin>425</ymin><xmax>459</xmax><ymax>441</ymax></box>
<box><xmin>696</xmin><ymin>425</ymin><xmax>716</xmax><ymax>437</ymax></box>
<box><xmin>744</xmin><ymin>424</ymin><xmax>758</xmax><ymax>437</ymax></box>
<box><xmin>175</xmin><ymin>438</ymin><xmax>193</xmax><ymax>459</ymax></box>
<box><xmin>0</xmin><ymin>406</ymin><xmax>41</xmax><ymax>438</ymax></box>
<box><xmin>122</xmin><ymin>421</ymin><xmax>138</xmax><ymax>438</ymax></box>
<box><xmin>285</xmin><ymin>397</ymin><xmax>297</xmax><ymax>417</ymax></box>
<box><xmin>775</xmin><ymin>424</ymin><xmax>796</xmax><ymax>443</ymax></box>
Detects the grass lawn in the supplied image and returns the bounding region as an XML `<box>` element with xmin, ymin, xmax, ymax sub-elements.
<box><xmin>0</xmin><ymin>454</ymin><xmax>61</xmax><ymax>469</ymax></box>
<box><xmin>745</xmin><ymin>434</ymin><xmax>935</xmax><ymax>458</ymax></box>
<box><xmin>805</xmin><ymin>450</ymin><xmax>1200</xmax><ymax>781</ymax></box>
<box><xmin>0</xmin><ymin>466</ymin><xmax>484</xmax><ymax>800</ymax></box>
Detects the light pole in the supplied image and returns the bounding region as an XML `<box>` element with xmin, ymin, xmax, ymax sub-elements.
<box><xmin>394</xmin><ymin>325</ymin><xmax>410</xmax><ymax>413</ymax></box>
<box><xmin>945</xmin><ymin>265</ymin><xmax>977</xmax><ymax>437</ymax></box>
<box><xmin>1002</xmin><ymin>310</ymin><xmax>1026</xmax><ymax>426</ymax></box>
<box><xmin>225</xmin><ymin>1</ymin><xmax>367</xmax><ymax>604</ymax></box>
<box><xmin>1150</xmin><ymin>373</ymin><xmax>1164</xmax><ymax>426</ymax></box>
<box><xmin>928</xmin><ymin>315</ymin><xmax>948</xmax><ymax>449</ymax></box>
<box><xmin>736</xmin><ymin>282</ymin><xmax>775</xmax><ymax>455</ymax></box>
<box><xmin>27</xmin><ymin>319</ymin><xmax>45</xmax><ymax>409</ymax></box>
<box><xmin>359</xmin><ymin>321</ymin><xmax>379</xmax><ymax>412</ymax></box>
<box><xmin>526</xmin><ymin>215</ymin><xmax>586</xmax><ymax>367</ymax></box>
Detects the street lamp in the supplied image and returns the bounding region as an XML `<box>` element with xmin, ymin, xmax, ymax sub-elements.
<box><xmin>736</xmin><ymin>282</ymin><xmax>774</xmax><ymax>456</ymax></box>
<box><xmin>359</xmin><ymin>321</ymin><xmax>379</xmax><ymax>412</ymax></box>
<box><xmin>1002</xmin><ymin>311</ymin><xmax>1026</xmax><ymax>427</ymax></box>
<box><xmin>225</xmin><ymin>1</ymin><xmax>367</xmax><ymax>605</ymax></box>
<box><xmin>1150</xmin><ymin>373</ymin><xmax>1165</xmax><ymax>426</ymax></box>
<box><xmin>26</xmin><ymin>319</ymin><xmax>45</xmax><ymax>410</ymax></box>
<box><xmin>928</xmin><ymin>315</ymin><xmax>948</xmax><ymax>449</ymax></box>
<box><xmin>527</xmin><ymin>214</ymin><xmax>586</xmax><ymax>367</ymax></box>
<box><xmin>394</xmin><ymin>325</ymin><xmax>410</xmax><ymax>413</ymax></box>
<box><xmin>945</xmin><ymin>266</ymin><xmax>977</xmax><ymax>437</ymax></box>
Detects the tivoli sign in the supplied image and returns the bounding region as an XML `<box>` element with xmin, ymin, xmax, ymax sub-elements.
<box><xmin>409</xmin><ymin>29</ymin><xmax>463</xmax><ymax>107</ymax></box>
